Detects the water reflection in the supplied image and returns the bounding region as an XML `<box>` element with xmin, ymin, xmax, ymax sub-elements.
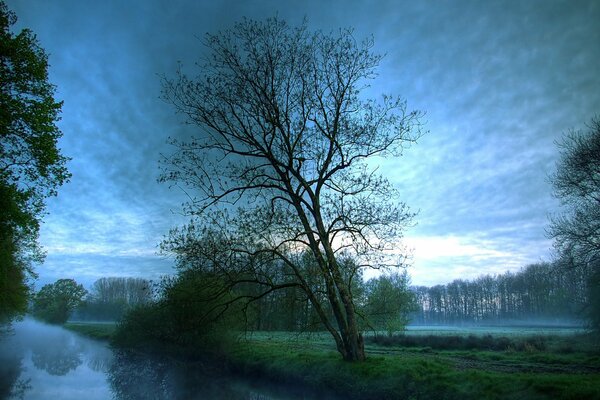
<box><xmin>0</xmin><ymin>319</ymin><xmax>332</xmax><ymax>400</ymax></box>
<box><xmin>30</xmin><ymin>334</ymin><xmax>82</xmax><ymax>376</ymax></box>
<box><xmin>0</xmin><ymin>319</ymin><xmax>113</xmax><ymax>399</ymax></box>
<box><xmin>108</xmin><ymin>351</ymin><xmax>300</xmax><ymax>400</ymax></box>
<box><xmin>0</xmin><ymin>351</ymin><xmax>30</xmax><ymax>400</ymax></box>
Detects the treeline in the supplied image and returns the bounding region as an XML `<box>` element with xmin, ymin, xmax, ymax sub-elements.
<box><xmin>73</xmin><ymin>277</ymin><xmax>153</xmax><ymax>321</ymax></box>
<box><xmin>71</xmin><ymin>270</ymin><xmax>416</xmax><ymax>335</ymax></box>
<box><xmin>247</xmin><ymin>269</ymin><xmax>416</xmax><ymax>334</ymax></box>
<box><xmin>411</xmin><ymin>262</ymin><xmax>587</xmax><ymax>325</ymax></box>
<box><xmin>72</xmin><ymin>261</ymin><xmax>589</xmax><ymax>328</ymax></box>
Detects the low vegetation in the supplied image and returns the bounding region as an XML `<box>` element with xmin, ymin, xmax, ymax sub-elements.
<box><xmin>68</xmin><ymin>319</ymin><xmax>600</xmax><ymax>400</ymax></box>
<box><xmin>227</xmin><ymin>337</ymin><xmax>600</xmax><ymax>400</ymax></box>
<box><xmin>368</xmin><ymin>333</ymin><xmax>551</xmax><ymax>352</ymax></box>
<box><xmin>111</xmin><ymin>269</ymin><xmax>243</xmax><ymax>358</ymax></box>
<box><xmin>64</xmin><ymin>321</ymin><xmax>117</xmax><ymax>341</ymax></box>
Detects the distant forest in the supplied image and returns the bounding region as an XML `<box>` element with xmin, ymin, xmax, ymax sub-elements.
<box><xmin>73</xmin><ymin>262</ymin><xmax>588</xmax><ymax>329</ymax></box>
<box><xmin>411</xmin><ymin>262</ymin><xmax>587</xmax><ymax>326</ymax></box>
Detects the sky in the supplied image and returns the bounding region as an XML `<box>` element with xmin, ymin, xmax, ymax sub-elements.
<box><xmin>6</xmin><ymin>0</ymin><xmax>600</xmax><ymax>288</ymax></box>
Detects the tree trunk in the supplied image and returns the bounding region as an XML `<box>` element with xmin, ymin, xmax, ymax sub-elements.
<box><xmin>340</xmin><ymin>328</ymin><xmax>366</xmax><ymax>362</ymax></box>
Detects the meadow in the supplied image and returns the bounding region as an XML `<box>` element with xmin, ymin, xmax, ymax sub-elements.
<box><xmin>64</xmin><ymin>321</ymin><xmax>118</xmax><ymax>341</ymax></box>
<box><xmin>65</xmin><ymin>322</ymin><xmax>600</xmax><ymax>399</ymax></box>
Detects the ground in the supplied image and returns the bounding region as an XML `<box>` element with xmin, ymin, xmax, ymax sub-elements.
<box><xmin>65</xmin><ymin>323</ymin><xmax>600</xmax><ymax>399</ymax></box>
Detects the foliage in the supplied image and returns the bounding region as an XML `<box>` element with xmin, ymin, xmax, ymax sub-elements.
<box><xmin>112</xmin><ymin>269</ymin><xmax>242</xmax><ymax>356</ymax></box>
<box><xmin>237</xmin><ymin>251</ymin><xmax>366</xmax><ymax>332</ymax></box>
<box><xmin>75</xmin><ymin>277</ymin><xmax>153</xmax><ymax>321</ymax></box>
<box><xmin>160</xmin><ymin>16</ymin><xmax>422</xmax><ymax>361</ymax></box>
<box><xmin>0</xmin><ymin>1</ymin><xmax>70</xmax><ymax>323</ymax></box>
<box><xmin>31</xmin><ymin>279</ymin><xmax>87</xmax><ymax>324</ymax></box>
<box><xmin>367</xmin><ymin>333</ymin><xmax>548</xmax><ymax>352</ymax></box>
<box><xmin>548</xmin><ymin>117</ymin><xmax>600</xmax><ymax>331</ymax></box>
<box><xmin>362</xmin><ymin>270</ymin><xmax>416</xmax><ymax>336</ymax></box>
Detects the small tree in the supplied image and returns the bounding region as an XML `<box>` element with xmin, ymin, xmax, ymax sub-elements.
<box><xmin>161</xmin><ymin>17</ymin><xmax>422</xmax><ymax>361</ymax></box>
<box><xmin>32</xmin><ymin>279</ymin><xmax>87</xmax><ymax>324</ymax></box>
<box><xmin>363</xmin><ymin>270</ymin><xmax>416</xmax><ymax>336</ymax></box>
<box><xmin>113</xmin><ymin>269</ymin><xmax>242</xmax><ymax>355</ymax></box>
<box><xmin>548</xmin><ymin>117</ymin><xmax>600</xmax><ymax>330</ymax></box>
<box><xmin>0</xmin><ymin>1</ymin><xmax>70</xmax><ymax>323</ymax></box>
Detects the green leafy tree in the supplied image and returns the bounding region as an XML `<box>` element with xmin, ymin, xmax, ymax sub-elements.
<box><xmin>113</xmin><ymin>269</ymin><xmax>242</xmax><ymax>355</ymax></box>
<box><xmin>32</xmin><ymin>279</ymin><xmax>87</xmax><ymax>324</ymax></box>
<box><xmin>363</xmin><ymin>270</ymin><xmax>416</xmax><ymax>336</ymax></box>
<box><xmin>161</xmin><ymin>17</ymin><xmax>422</xmax><ymax>361</ymax></box>
<box><xmin>548</xmin><ymin>117</ymin><xmax>600</xmax><ymax>330</ymax></box>
<box><xmin>0</xmin><ymin>1</ymin><xmax>70</xmax><ymax>322</ymax></box>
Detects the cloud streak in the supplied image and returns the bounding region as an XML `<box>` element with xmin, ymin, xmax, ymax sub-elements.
<box><xmin>7</xmin><ymin>0</ymin><xmax>600</xmax><ymax>288</ymax></box>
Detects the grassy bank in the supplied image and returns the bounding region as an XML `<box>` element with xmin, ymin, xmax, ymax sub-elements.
<box><xmin>227</xmin><ymin>332</ymin><xmax>600</xmax><ymax>400</ymax></box>
<box><xmin>67</xmin><ymin>322</ymin><xmax>600</xmax><ymax>399</ymax></box>
<box><xmin>64</xmin><ymin>321</ymin><xmax>117</xmax><ymax>341</ymax></box>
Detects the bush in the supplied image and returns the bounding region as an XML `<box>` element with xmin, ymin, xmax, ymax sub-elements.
<box><xmin>31</xmin><ymin>279</ymin><xmax>87</xmax><ymax>324</ymax></box>
<box><xmin>112</xmin><ymin>270</ymin><xmax>242</xmax><ymax>357</ymax></box>
<box><xmin>367</xmin><ymin>333</ymin><xmax>548</xmax><ymax>352</ymax></box>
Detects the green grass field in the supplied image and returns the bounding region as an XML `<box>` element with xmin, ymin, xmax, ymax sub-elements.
<box><xmin>66</xmin><ymin>322</ymin><xmax>600</xmax><ymax>399</ymax></box>
<box><xmin>234</xmin><ymin>327</ymin><xmax>600</xmax><ymax>399</ymax></box>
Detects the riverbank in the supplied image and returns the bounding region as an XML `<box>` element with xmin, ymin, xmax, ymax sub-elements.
<box><xmin>66</xmin><ymin>323</ymin><xmax>600</xmax><ymax>399</ymax></box>
<box><xmin>227</xmin><ymin>332</ymin><xmax>600</xmax><ymax>400</ymax></box>
<box><xmin>64</xmin><ymin>321</ymin><xmax>117</xmax><ymax>341</ymax></box>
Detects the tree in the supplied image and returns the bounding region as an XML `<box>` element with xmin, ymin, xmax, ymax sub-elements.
<box><xmin>112</xmin><ymin>269</ymin><xmax>242</xmax><ymax>355</ymax></box>
<box><xmin>75</xmin><ymin>277</ymin><xmax>153</xmax><ymax>321</ymax></box>
<box><xmin>363</xmin><ymin>270</ymin><xmax>416</xmax><ymax>336</ymax></box>
<box><xmin>32</xmin><ymin>279</ymin><xmax>87</xmax><ymax>324</ymax></box>
<box><xmin>548</xmin><ymin>117</ymin><xmax>600</xmax><ymax>330</ymax></box>
<box><xmin>0</xmin><ymin>1</ymin><xmax>70</xmax><ymax>322</ymax></box>
<box><xmin>160</xmin><ymin>17</ymin><xmax>422</xmax><ymax>361</ymax></box>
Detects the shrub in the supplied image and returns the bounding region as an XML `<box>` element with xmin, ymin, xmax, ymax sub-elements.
<box><xmin>112</xmin><ymin>270</ymin><xmax>242</xmax><ymax>357</ymax></box>
<box><xmin>367</xmin><ymin>333</ymin><xmax>548</xmax><ymax>352</ymax></box>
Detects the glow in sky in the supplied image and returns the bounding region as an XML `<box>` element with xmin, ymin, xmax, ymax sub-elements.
<box><xmin>7</xmin><ymin>0</ymin><xmax>600</xmax><ymax>288</ymax></box>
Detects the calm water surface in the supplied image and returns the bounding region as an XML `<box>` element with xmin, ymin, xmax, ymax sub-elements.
<box><xmin>0</xmin><ymin>319</ymin><xmax>328</xmax><ymax>400</ymax></box>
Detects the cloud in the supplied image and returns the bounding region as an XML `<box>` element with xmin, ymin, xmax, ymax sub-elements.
<box><xmin>7</xmin><ymin>0</ymin><xmax>600</xmax><ymax>288</ymax></box>
<box><xmin>403</xmin><ymin>233</ymin><xmax>552</xmax><ymax>286</ymax></box>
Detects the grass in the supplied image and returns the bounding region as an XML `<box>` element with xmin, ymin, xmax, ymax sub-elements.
<box><xmin>64</xmin><ymin>321</ymin><xmax>117</xmax><ymax>341</ymax></box>
<box><xmin>66</xmin><ymin>322</ymin><xmax>600</xmax><ymax>399</ymax></box>
<box><xmin>229</xmin><ymin>329</ymin><xmax>600</xmax><ymax>399</ymax></box>
<box><xmin>228</xmin><ymin>337</ymin><xmax>600</xmax><ymax>400</ymax></box>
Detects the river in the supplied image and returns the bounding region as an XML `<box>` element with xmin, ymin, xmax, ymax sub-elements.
<box><xmin>0</xmin><ymin>319</ymin><xmax>328</xmax><ymax>400</ymax></box>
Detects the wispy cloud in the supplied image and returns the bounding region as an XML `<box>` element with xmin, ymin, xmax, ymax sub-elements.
<box><xmin>8</xmin><ymin>0</ymin><xmax>599</xmax><ymax>288</ymax></box>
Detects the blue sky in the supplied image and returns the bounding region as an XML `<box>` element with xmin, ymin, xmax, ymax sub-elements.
<box><xmin>7</xmin><ymin>0</ymin><xmax>600</xmax><ymax>288</ymax></box>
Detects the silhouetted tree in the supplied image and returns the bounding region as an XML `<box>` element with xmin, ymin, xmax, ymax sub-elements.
<box><xmin>160</xmin><ymin>17</ymin><xmax>422</xmax><ymax>361</ymax></box>
<box><xmin>0</xmin><ymin>1</ymin><xmax>70</xmax><ymax>323</ymax></box>
<box><xmin>548</xmin><ymin>117</ymin><xmax>600</xmax><ymax>330</ymax></box>
<box><xmin>32</xmin><ymin>279</ymin><xmax>87</xmax><ymax>324</ymax></box>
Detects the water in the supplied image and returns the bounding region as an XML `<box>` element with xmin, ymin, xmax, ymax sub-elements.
<box><xmin>0</xmin><ymin>319</ymin><xmax>328</xmax><ymax>400</ymax></box>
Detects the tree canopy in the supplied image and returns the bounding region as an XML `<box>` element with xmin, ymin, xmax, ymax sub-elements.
<box><xmin>0</xmin><ymin>1</ymin><xmax>70</xmax><ymax>322</ymax></box>
<box><xmin>32</xmin><ymin>279</ymin><xmax>87</xmax><ymax>324</ymax></box>
<box><xmin>161</xmin><ymin>17</ymin><xmax>422</xmax><ymax>361</ymax></box>
<box><xmin>548</xmin><ymin>117</ymin><xmax>600</xmax><ymax>329</ymax></box>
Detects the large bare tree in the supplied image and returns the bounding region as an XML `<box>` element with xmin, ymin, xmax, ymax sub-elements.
<box><xmin>160</xmin><ymin>17</ymin><xmax>423</xmax><ymax>361</ymax></box>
